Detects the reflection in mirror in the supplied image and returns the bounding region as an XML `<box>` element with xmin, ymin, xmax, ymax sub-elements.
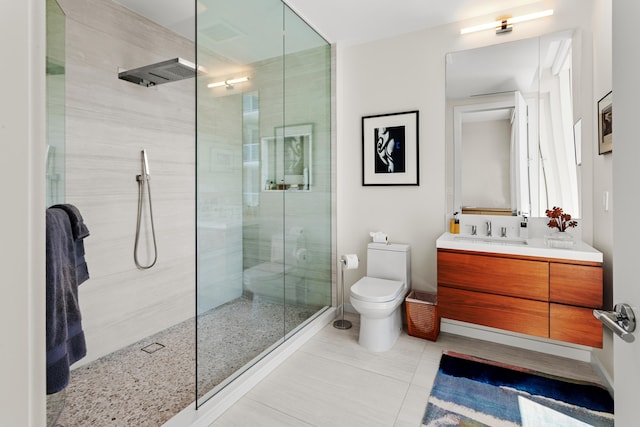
<box><xmin>454</xmin><ymin>93</ymin><xmax>529</xmax><ymax>216</ymax></box>
<box><xmin>447</xmin><ymin>31</ymin><xmax>579</xmax><ymax>218</ymax></box>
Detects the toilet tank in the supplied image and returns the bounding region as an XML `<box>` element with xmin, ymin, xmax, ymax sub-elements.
<box><xmin>366</xmin><ymin>243</ymin><xmax>411</xmax><ymax>288</ymax></box>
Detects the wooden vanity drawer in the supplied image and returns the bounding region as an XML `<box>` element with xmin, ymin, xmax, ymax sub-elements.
<box><xmin>437</xmin><ymin>250</ymin><xmax>549</xmax><ymax>301</ymax></box>
<box><xmin>549</xmin><ymin>263</ymin><xmax>603</xmax><ymax>308</ymax></box>
<box><xmin>550</xmin><ymin>303</ymin><xmax>603</xmax><ymax>348</ymax></box>
<box><xmin>438</xmin><ymin>286</ymin><xmax>549</xmax><ymax>338</ymax></box>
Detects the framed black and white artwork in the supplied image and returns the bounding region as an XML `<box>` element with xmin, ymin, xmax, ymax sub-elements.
<box><xmin>362</xmin><ymin>110</ymin><xmax>419</xmax><ymax>186</ymax></box>
<box><xmin>598</xmin><ymin>91</ymin><xmax>612</xmax><ymax>155</ymax></box>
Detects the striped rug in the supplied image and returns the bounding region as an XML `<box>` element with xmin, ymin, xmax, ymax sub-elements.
<box><xmin>422</xmin><ymin>352</ymin><xmax>614</xmax><ymax>427</ymax></box>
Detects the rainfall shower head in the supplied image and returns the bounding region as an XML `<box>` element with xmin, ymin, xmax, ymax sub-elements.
<box><xmin>118</xmin><ymin>57</ymin><xmax>197</xmax><ymax>87</ymax></box>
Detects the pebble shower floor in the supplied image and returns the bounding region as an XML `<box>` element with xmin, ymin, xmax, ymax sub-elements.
<box><xmin>48</xmin><ymin>296</ymin><xmax>318</xmax><ymax>427</ymax></box>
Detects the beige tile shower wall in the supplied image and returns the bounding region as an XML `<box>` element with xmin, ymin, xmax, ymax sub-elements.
<box><xmin>249</xmin><ymin>45</ymin><xmax>332</xmax><ymax>307</ymax></box>
<box><xmin>58</xmin><ymin>0</ymin><xmax>195</xmax><ymax>365</ymax></box>
<box><xmin>196</xmin><ymin>86</ymin><xmax>244</xmax><ymax>314</ymax></box>
<box><xmin>283</xmin><ymin>46</ymin><xmax>332</xmax><ymax>306</ymax></box>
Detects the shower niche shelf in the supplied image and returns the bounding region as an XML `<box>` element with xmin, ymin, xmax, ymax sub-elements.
<box><xmin>262</xmin><ymin>187</ymin><xmax>311</xmax><ymax>192</ymax></box>
<box><xmin>261</xmin><ymin>124</ymin><xmax>312</xmax><ymax>192</ymax></box>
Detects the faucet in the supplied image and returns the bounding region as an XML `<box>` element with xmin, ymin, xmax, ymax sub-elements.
<box><xmin>486</xmin><ymin>221</ymin><xmax>492</xmax><ymax>237</ymax></box>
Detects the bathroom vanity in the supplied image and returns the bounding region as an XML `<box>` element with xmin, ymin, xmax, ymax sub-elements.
<box><xmin>436</xmin><ymin>233</ymin><xmax>604</xmax><ymax>348</ymax></box>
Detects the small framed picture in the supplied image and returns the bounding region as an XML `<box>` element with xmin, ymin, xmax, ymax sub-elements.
<box><xmin>598</xmin><ymin>91</ymin><xmax>612</xmax><ymax>155</ymax></box>
<box><xmin>362</xmin><ymin>110</ymin><xmax>419</xmax><ymax>186</ymax></box>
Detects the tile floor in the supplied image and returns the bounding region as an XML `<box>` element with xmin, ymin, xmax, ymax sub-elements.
<box><xmin>208</xmin><ymin>312</ymin><xmax>603</xmax><ymax>427</ymax></box>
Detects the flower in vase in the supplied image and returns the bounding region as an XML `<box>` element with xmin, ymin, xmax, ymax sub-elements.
<box><xmin>545</xmin><ymin>206</ymin><xmax>578</xmax><ymax>232</ymax></box>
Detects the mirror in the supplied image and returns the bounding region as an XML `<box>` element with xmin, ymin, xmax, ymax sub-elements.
<box><xmin>447</xmin><ymin>31</ymin><xmax>580</xmax><ymax>218</ymax></box>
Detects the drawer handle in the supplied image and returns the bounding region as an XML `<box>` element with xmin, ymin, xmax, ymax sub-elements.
<box><xmin>593</xmin><ymin>303</ymin><xmax>636</xmax><ymax>343</ymax></box>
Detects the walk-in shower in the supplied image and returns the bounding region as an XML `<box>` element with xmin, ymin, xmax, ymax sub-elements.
<box><xmin>45</xmin><ymin>0</ymin><xmax>332</xmax><ymax>424</ymax></box>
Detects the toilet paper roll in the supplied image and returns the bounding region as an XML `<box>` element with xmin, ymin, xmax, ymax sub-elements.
<box><xmin>369</xmin><ymin>231</ymin><xmax>389</xmax><ymax>244</ymax></box>
<box><xmin>341</xmin><ymin>254</ymin><xmax>359</xmax><ymax>270</ymax></box>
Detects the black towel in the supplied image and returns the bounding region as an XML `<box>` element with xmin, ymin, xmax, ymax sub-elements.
<box><xmin>51</xmin><ymin>203</ymin><xmax>90</xmax><ymax>285</ymax></box>
<box><xmin>46</xmin><ymin>207</ymin><xmax>88</xmax><ymax>394</ymax></box>
<box><xmin>51</xmin><ymin>203</ymin><xmax>90</xmax><ymax>240</ymax></box>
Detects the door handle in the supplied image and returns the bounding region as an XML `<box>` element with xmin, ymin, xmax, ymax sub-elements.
<box><xmin>593</xmin><ymin>303</ymin><xmax>636</xmax><ymax>343</ymax></box>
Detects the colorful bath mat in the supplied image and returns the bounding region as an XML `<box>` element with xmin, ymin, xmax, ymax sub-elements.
<box><xmin>422</xmin><ymin>352</ymin><xmax>614</xmax><ymax>427</ymax></box>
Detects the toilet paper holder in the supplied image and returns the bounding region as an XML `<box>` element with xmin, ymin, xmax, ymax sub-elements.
<box><xmin>334</xmin><ymin>254</ymin><xmax>358</xmax><ymax>330</ymax></box>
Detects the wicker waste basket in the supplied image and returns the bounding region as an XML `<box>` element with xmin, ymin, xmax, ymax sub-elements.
<box><xmin>405</xmin><ymin>290</ymin><xmax>439</xmax><ymax>341</ymax></box>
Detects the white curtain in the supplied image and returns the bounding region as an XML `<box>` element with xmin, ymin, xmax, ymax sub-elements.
<box><xmin>510</xmin><ymin>91</ymin><xmax>530</xmax><ymax>216</ymax></box>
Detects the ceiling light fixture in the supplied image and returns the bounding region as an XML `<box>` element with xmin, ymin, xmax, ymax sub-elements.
<box><xmin>460</xmin><ymin>9</ymin><xmax>554</xmax><ymax>35</ymax></box>
<box><xmin>207</xmin><ymin>76</ymin><xmax>250</xmax><ymax>89</ymax></box>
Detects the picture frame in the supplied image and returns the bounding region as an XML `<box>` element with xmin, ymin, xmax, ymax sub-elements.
<box><xmin>362</xmin><ymin>110</ymin><xmax>419</xmax><ymax>186</ymax></box>
<box><xmin>598</xmin><ymin>91</ymin><xmax>612</xmax><ymax>155</ymax></box>
<box><xmin>261</xmin><ymin>123</ymin><xmax>312</xmax><ymax>191</ymax></box>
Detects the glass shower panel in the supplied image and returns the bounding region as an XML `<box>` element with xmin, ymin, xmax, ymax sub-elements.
<box><xmin>282</xmin><ymin>6</ymin><xmax>332</xmax><ymax>336</ymax></box>
<box><xmin>196</xmin><ymin>0</ymin><xmax>285</xmax><ymax>405</ymax></box>
<box><xmin>196</xmin><ymin>0</ymin><xmax>331</xmax><ymax>407</ymax></box>
<box><xmin>46</xmin><ymin>1</ymin><xmax>67</xmax><ymax>423</ymax></box>
<box><xmin>46</xmin><ymin>0</ymin><xmax>66</xmax><ymax>207</ymax></box>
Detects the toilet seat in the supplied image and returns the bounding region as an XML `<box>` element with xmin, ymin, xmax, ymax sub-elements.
<box><xmin>350</xmin><ymin>277</ymin><xmax>405</xmax><ymax>303</ymax></box>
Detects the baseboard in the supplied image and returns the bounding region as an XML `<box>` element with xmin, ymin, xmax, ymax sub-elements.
<box><xmin>591</xmin><ymin>353</ymin><xmax>614</xmax><ymax>396</ymax></box>
<box><xmin>441</xmin><ymin>319</ymin><xmax>594</xmax><ymax>363</ymax></box>
<box><xmin>163</xmin><ymin>307</ymin><xmax>336</xmax><ymax>427</ymax></box>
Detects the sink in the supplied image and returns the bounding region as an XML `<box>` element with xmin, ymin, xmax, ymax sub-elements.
<box><xmin>454</xmin><ymin>235</ymin><xmax>528</xmax><ymax>246</ymax></box>
<box><xmin>438</xmin><ymin>232</ymin><xmax>603</xmax><ymax>262</ymax></box>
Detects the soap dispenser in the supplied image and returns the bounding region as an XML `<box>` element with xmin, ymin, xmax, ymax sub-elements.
<box><xmin>519</xmin><ymin>216</ymin><xmax>529</xmax><ymax>239</ymax></box>
<box><xmin>450</xmin><ymin>212</ymin><xmax>460</xmax><ymax>234</ymax></box>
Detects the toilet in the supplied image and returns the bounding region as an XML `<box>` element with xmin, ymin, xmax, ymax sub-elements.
<box><xmin>350</xmin><ymin>242</ymin><xmax>410</xmax><ymax>352</ymax></box>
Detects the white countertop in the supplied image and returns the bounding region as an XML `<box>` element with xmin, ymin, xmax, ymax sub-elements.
<box><xmin>436</xmin><ymin>232</ymin><xmax>603</xmax><ymax>263</ymax></box>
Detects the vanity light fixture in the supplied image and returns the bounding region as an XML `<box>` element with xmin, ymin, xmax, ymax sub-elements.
<box><xmin>207</xmin><ymin>76</ymin><xmax>250</xmax><ymax>89</ymax></box>
<box><xmin>460</xmin><ymin>9</ymin><xmax>554</xmax><ymax>35</ymax></box>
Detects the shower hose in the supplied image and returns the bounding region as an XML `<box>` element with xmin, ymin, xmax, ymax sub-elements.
<box><xmin>134</xmin><ymin>170</ymin><xmax>158</xmax><ymax>269</ymax></box>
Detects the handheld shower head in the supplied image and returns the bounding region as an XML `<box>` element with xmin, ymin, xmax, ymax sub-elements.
<box><xmin>142</xmin><ymin>150</ymin><xmax>150</xmax><ymax>176</ymax></box>
<box><xmin>134</xmin><ymin>149</ymin><xmax>158</xmax><ymax>269</ymax></box>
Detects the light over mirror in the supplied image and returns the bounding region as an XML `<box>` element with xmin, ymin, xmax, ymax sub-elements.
<box><xmin>447</xmin><ymin>30</ymin><xmax>580</xmax><ymax>218</ymax></box>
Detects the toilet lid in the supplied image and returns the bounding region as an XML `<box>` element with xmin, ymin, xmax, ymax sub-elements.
<box><xmin>350</xmin><ymin>277</ymin><xmax>405</xmax><ymax>303</ymax></box>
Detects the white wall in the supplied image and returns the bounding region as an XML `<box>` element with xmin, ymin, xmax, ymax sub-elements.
<box><xmin>337</xmin><ymin>0</ymin><xmax>597</xmax><ymax>300</ymax></box>
<box><xmin>591</xmin><ymin>0</ymin><xmax>614</xmax><ymax>383</ymax></box>
<box><xmin>1</xmin><ymin>0</ymin><xmax>46</xmax><ymax>425</ymax></box>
